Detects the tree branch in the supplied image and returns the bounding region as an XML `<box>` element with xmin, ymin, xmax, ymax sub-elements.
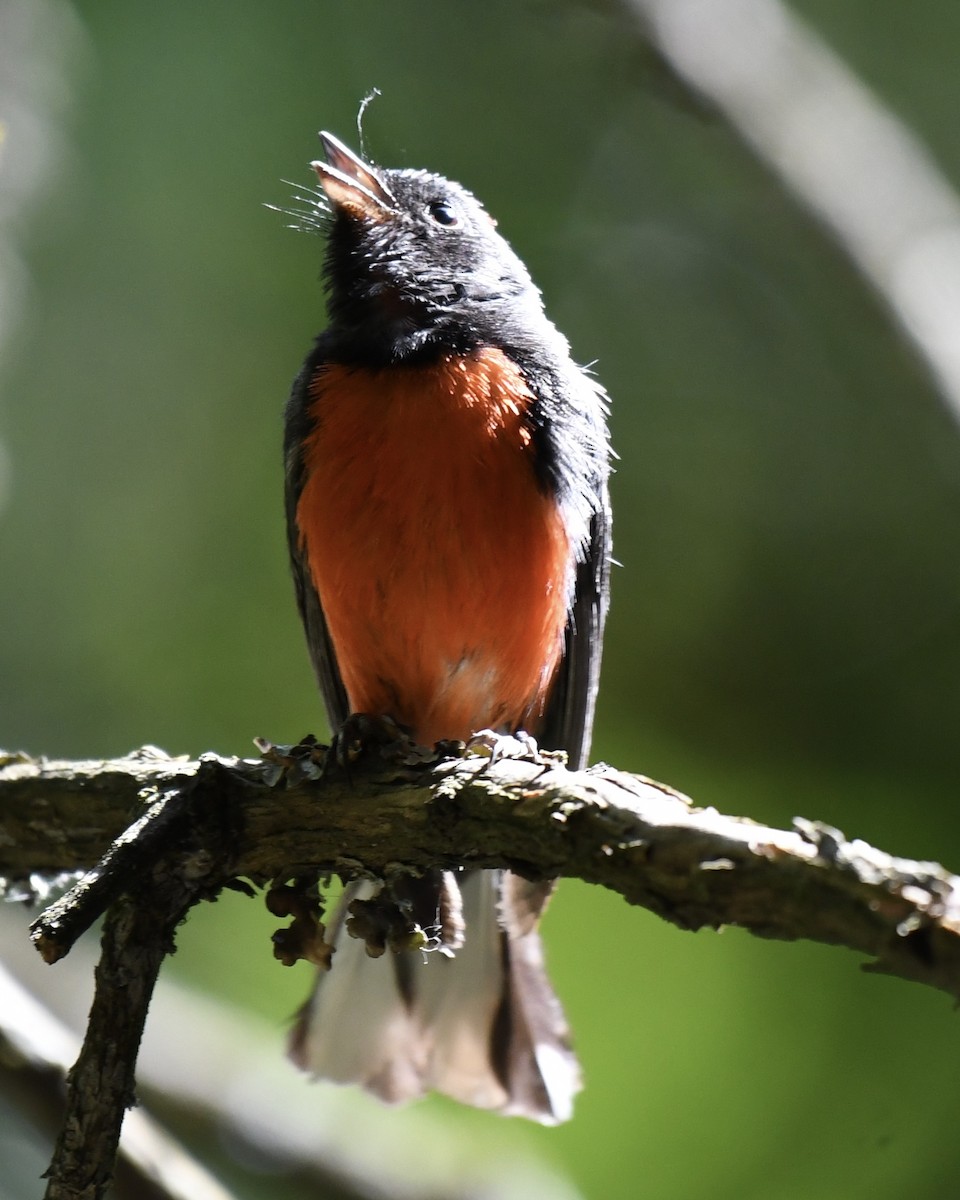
<box><xmin>4</xmin><ymin>738</ymin><xmax>960</xmax><ymax>1197</ymax></box>
<box><xmin>3</xmin><ymin>742</ymin><xmax>960</xmax><ymax>998</ymax></box>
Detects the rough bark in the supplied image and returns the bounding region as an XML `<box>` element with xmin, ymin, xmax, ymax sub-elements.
<box><xmin>4</xmin><ymin>738</ymin><xmax>960</xmax><ymax>1198</ymax></box>
<box><xmin>3</xmin><ymin>743</ymin><xmax>959</xmax><ymax>997</ymax></box>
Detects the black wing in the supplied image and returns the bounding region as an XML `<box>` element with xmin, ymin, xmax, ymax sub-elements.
<box><xmin>537</xmin><ymin>498</ymin><xmax>611</xmax><ymax>771</ymax></box>
<box><xmin>284</xmin><ymin>341</ymin><xmax>350</xmax><ymax>732</ymax></box>
<box><xmin>515</xmin><ymin>351</ymin><xmax>613</xmax><ymax>773</ymax></box>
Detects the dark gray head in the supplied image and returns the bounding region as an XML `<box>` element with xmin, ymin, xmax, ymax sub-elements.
<box><xmin>311</xmin><ymin>132</ymin><xmax>548</xmax><ymax>364</ymax></box>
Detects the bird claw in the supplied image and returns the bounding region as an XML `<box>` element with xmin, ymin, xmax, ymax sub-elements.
<box><xmin>465</xmin><ymin>728</ymin><xmax>564</xmax><ymax>766</ymax></box>
<box><xmin>328</xmin><ymin>712</ymin><xmax>416</xmax><ymax>770</ymax></box>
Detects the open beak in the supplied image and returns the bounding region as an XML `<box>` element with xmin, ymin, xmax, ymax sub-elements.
<box><xmin>311</xmin><ymin>131</ymin><xmax>396</xmax><ymax>221</ymax></box>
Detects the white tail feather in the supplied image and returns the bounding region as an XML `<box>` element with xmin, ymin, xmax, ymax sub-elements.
<box><xmin>290</xmin><ymin>871</ymin><xmax>580</xmax><ymax>1122</ymax></box>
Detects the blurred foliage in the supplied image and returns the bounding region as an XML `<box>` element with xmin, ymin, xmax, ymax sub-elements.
<box><xmin>3</xmin><ymin>1</ymin><xmax>960</xmax><ymax>1197</ymax></box>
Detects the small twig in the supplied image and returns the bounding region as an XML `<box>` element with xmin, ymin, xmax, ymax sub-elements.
<box><xmin>32</xmin><ymin>789</ymin><xmax>179</xmax><ymax>965</ymax></box>
<box><xmin>34</xmin><ymin>759</ymin><xmax>240</xmax><ymax>1200</ymax></box>
<box><xmin>43</xmin><ymin>899</ymin><xmax>175</xmax><ymax>1199</ymax></box>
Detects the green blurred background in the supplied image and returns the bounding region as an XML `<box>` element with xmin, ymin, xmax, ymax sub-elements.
<box><xmin>3</xmin><ymin>1</ymin><xmax>960</xmax><ymax>1197</ymax></box>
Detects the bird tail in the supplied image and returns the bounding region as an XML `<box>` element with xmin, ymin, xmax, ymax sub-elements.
<box><xmin>289</xmin><ymin>869</ymin><xmax>580</xmax><ymax>1124</ymax></box>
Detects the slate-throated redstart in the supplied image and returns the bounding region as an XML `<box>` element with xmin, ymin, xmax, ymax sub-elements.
<box><xmin>283</xmin><ymin>132</ymin><xmax>612</xmax><ymax>1123</ymax></box>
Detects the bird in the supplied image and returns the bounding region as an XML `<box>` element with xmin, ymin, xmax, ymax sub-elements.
<box><xmin>282</xmin><ymin>131</ymin><xmax>612</xmax><ymax>1124</ymax></box>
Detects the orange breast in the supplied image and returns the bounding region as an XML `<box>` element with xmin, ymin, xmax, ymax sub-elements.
<box><xmin>296</xmin><ymin>348</ymin><xmax>572</xmax><ymax>745</ymax></box>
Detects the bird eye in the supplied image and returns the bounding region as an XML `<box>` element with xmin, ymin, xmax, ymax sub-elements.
<box><xmin>428</xmin><ymin>200</ymin><xmax>460</xmax><ymax>227</ymax></box>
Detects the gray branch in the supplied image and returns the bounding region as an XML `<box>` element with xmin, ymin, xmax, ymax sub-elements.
<box><xmin>3</xmin><ymin>743</ymin><xmax>959</xmax><ymax>998</ymax></box>
<box><xmin>4</xmin><ymin>738</ymin><xmax>960</xmax><ymax>1198</ymax></box>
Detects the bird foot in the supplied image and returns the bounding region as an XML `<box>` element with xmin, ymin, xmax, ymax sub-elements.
<box><xmin>465</xmin><ymin>728</ymin><xmax>566</xmax><ymax>766</ymax></box>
